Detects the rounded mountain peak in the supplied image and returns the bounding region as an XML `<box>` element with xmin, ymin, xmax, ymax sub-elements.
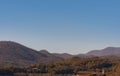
<box><xmin>0</xmin><ymin>41</ymin><xmax>25</xmax><ymax>48</ymax></box>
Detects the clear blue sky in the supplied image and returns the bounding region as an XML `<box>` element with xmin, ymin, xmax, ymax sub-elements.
<box><xmin>0</xmin><ymin>0</ymin><xmax>120</xmax><ymax>54</ymax></box>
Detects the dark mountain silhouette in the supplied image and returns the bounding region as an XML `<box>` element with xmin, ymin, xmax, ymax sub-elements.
<box><xmin>86</xmin><ymin>47</ymin><xmax>120</xmax><ymax>56</ymax></box>
<box><xmin>53</xmin><ymin>53</ymin><xmax>73</xmax><ymax>59</ymax></box>
<box><xmin>1</xmin><ymin>41</ymin><xmax>120</xmax><ymax>67</ymax></box>
<box><xmin>0</xmin><ymin>41</ymin><xmax>62</xmax><ymax>67</ymax></box>
<box><xmin>39</xmin><ymin>47</ymin><xmax>120</xmax><ymax>59</ymax></box>
<box><xmin>76</xmin><ymin>54</ymin><xmax>87</xmax><ymax>57</ymax></box>
<box><xmin>39</xmin><ymin>50</ymin><xmax>73</xmax><ymax>59</ymax></box>
<box><xmin>39</xmin><ymin>50</ymin><xmax>52</xmax><ymax>57</ymax></box>
<box><xmin>39</xmin><ymin>50</ymin><xmax>63</xmax><ymax>63</ymax></box>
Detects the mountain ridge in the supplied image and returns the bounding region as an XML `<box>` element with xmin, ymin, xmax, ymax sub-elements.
<box><xmin>86</xmin><ymin>47</ymin><xmax>120</xmax><ymax>56</ymax></box>
<box><xmin>0</xmin><ymin>41</ymin><xmax>120</xmax><ymax>67</ymax></box>
<box><xmin>0</xmin><ymin>41</ymin><xmax>62</xmax><ymax>67</ymax></box>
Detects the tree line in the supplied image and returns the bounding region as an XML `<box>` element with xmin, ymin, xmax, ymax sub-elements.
<box><xmin>0</xmin><ymin>56</ymin><xmax>120</xmax><ymax>75</ymax></box>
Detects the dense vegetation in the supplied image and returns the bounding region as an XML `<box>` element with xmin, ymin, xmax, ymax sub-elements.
<box><xmin>0</xmin><ymin>56</ymin><xmax>120</xmax><ymax>75</ymax></box>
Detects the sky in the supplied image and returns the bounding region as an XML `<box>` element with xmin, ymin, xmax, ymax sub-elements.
<box><xmin>0</xmin><ymin>0</ymin><xmax>120</xmax><ymax>54</ymax></box>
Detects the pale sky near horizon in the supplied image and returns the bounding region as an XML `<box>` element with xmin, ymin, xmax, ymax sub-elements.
<box><xmin>0</xmin><ymin>0</ymin><xmax>120</xmax><ymax>54</ymax></box>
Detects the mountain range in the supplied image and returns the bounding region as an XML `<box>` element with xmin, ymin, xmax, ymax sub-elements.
<box><xmin>86</xmin><ymin>47</ymin><xmax>120</xmax><ymax>56</ymax></box>
<box><xmin>0</xmin><ymin>41</ymin><xmax>120</xmax><ymax>67</ymax></box>
<box><xmin>0</xmin><ymin>41</ymin><xmax>62</xmax><ymax>67</ymax></box>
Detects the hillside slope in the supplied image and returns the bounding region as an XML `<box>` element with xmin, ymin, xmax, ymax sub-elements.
<box><xmin>86</xmin><ymin>47</ymin><xmax>120</xmax><ymax>56</ymax></box>
<box><xmin>0</xmin><ymin>41</ymin><xmax>62</xmax><ymax>67</ymax></box>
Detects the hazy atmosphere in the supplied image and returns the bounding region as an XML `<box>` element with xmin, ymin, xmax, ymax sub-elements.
<box><xmin>0</xmin><ymin>0</ymin><xmax>120</xmax><ymax>54</ymax></box>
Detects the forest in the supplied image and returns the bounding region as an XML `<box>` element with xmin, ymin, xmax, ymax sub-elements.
<box><xmin>0</xmin><ymin>56</ymin><xmax>120</xmax><ymax>76</ymax></box>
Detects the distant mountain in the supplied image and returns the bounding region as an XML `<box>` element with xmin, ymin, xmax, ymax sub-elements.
<box><xmin>0</xmin><ymin>41</ymin><xmax>62</xmax><ymax>67</ymax></box>
<box><xmin>86</xmin><ymin>47</ymin><xmax>120</xmax><ymax>56</ymax></box>
<box><xmin>53</xmin><ymin>53</ymin><xmax>73</xmax><ymax>59</ymax></box>
<box><xmin>39</xmin><ymin>50</ymin><xmax>63</xmax><ymax>63</ymax></box>
<box><xmin>1</xmin><ymin>41</ymin><xmax>120</xmax><ymax>66</ymax></box>
<box><xmin>39</xmin><ymin>50</ymin><xmax>51</xmax><ymax>56</ymax></box>
<box><xmin>38</xmin><ymin>49</ymin><xmax>73</xmax><ymax>59</ymax></box>
<box><xmin>39</xmin><ymin>50</ymin><xmax>73</xmax><ymax>59</ymax></box>
<box><xmin>76</xmin><ymin>54</ymin><xmax>87</xmax><ymax>57</ymax></box>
